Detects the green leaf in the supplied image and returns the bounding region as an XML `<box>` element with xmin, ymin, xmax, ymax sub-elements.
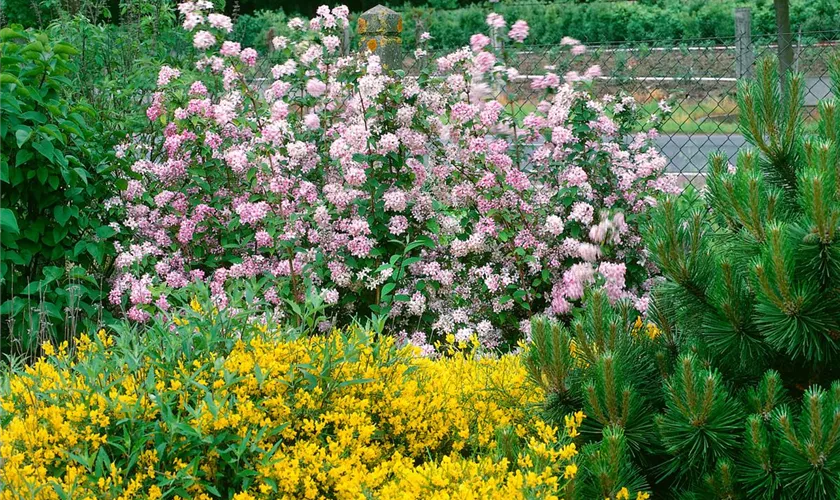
<box><xmin>0</xmin><ymin>73</ymin><xmax>22</xmax><ymax>86</ymax></box>
<box><xmin>22</xmin><ymin>280</ymin><xmax>43</xmax><ymax>295</ymax></box>
<box><xmin>15</xmin><ymin>149</ymin><xmax>33</xmax><ymax>167</ymax></box>
<box><xmin>86</xmin><ymin>242</ymin><xmax>105</xmax><ymax>263</ymax></box>
<box><xmin>32</xmin><ymin>140</ymin><xmax>54</xmax><ymax>161</ymax></box>
<box><xmin>426</xmin><ymin>218</ymin><xmax>440</xmax><ymax>234</ymax></box>
<box><xmin>0</xmin><ymin>297</ymin><xmax>25</xmax><ymax>316</ymax></box>
<box><xmin>96</xmin><ymin>225</ymin><xmax>117</xmax><ymax>239</ymax></box>
<box><xmin>22</xmin><ymin>111</ymin><xmax>47</xmax><ymax>123</ymax></box>
<box><xmin>0</xmin><ymin>28</ymin><xmax>26</xmax><ymax>41</ymax></box>
<box><xmin>20</xmin><ymin>40</ymin><xmax>45</xmax><ymax>54</ymax></box>
<box><xmin>53</xmin><ymin>43</ymin><xmax>80</xmax><ymax>55</ymax></box>
<box><xmin>54</xmin><ymin>205</ymin><xmax>73</xmax><ymax>226</ymax></box>
<box><xmin>15</xmin><ymin>128</ymin><xmax>31</xmax><ymax>147</ymax></box>
<box><xmin>1</xmin><ymin>208</ymin><xmax>19</xmax><ymax>235</ymax></box>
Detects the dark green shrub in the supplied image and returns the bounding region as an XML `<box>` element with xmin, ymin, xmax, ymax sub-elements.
<box><xmin>0</xmin><ymin>27</ymin><xmax>118</xmax><ymax>353</ymax></box>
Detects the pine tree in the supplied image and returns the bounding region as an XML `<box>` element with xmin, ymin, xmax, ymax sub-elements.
<box><xmin>771</xmin><ymin>383</ymin><xmax>840</xmax><ymax>499</ymax></box>
<box><xmin>573</xmin><ymin>426</ymin><xmax>650</xmax><ymax>500</ymax></box>
<box><xmin>656</xmin><ymin>353</ymin><xmax>744</xmax><ymax>488</ymax></box>
<box><xmin>524</xmin><ymin>315</ymin><xmax>580</xmax><ymax>422</ymax></box>
<box><xmin>645</xmin><ymin>55</ymin><xmax>840</xmax><ymax>385</ymax></box>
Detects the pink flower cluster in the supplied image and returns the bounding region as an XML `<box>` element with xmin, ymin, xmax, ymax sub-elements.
<box><xmin>109</xmin><ymin>5</ymin><xmax>675</xmax><ymax>349</ymax></box>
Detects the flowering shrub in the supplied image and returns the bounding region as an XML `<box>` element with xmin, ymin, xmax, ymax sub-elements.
<box><xmin>108</xmin><ymin>2</ymin><xmax>676</xmax><ymax>348</ymax></box>
<box><xmin>0</xmin><ymin>310</ymin><xmax>633</xmax><ymax>499</ymax></box>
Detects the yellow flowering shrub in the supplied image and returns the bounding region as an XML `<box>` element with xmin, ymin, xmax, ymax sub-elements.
<box><xmin>0</xmin><ymin>325</ymin><xmax>602</xmax><ymax>499</ymax></box>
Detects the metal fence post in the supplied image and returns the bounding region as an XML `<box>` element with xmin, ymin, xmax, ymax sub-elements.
<box><xmin>774</xmin><ymin>0</ymin><xmax>794</xmax><ymax>84</ymax></box>
<box><xmin>357</xmin><ymin>5</ymin><xmax>403</xmax><ymax>72</ymax></box>
<box><xmin>734</xmin><ymin>7</ymin><xmax>753</xmax><ymax>79</ymax></box>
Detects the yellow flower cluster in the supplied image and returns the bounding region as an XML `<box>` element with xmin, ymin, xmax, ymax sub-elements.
<box><xmin>0</xmin><ymin>327</ymin><xmax>596</xmax><ymax>499</ymax></box>
<box><xmin>631</xmin><ymin>316</ymin><xmax>662</xmax><ymax>341</ymax></box>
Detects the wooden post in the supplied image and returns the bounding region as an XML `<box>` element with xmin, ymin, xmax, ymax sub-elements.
<box><xmin>357</xmin><ymin>5</ymin><xmax>403</xmax><ymax>72</ymax></box>
<box><xmin>734</xmin><ymin>7</ymin><xmax>753</xmax><ymax>79</ymax></box>
<box><xmin>774</xmin><ymin>0</ymin><xmax>794</xmax><ymax>84</ymax></box>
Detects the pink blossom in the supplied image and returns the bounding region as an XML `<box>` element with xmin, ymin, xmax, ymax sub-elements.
<box><xmin>545</xmin><ymin>215</ymin><xmax>565</xmax><ymax>236</ymax></box>
<box><xmin>508</xmin><ymin>20</ymin><xmax>529</xmax><ymax>43</ymax></box>
<box><xmin>388</xmin><ymin>216</ymin><xmax>409</xmax><ymax>235</ymax></box>
<box><xmin>193</xmin><ymin>30</ymin><xmax>216</xmax><ymax>50</ymax></box>
<box><xmin>255</xmin><ymin>231</ymin><xmax>273</xmax><ymax>247</ymax></box>
<box><xmin>470</xmin><ymin>34</ymin><xmax>491</xmax><ymax>52</ymax></box>
<box><xmin>240</xmin><ymin>48</ymin><xmax>258</xmax><ymax>66</ymax></box>
<box><xmin>183</xmin><ymin>12</ymin><xmax>203</xmax><ymax>31</ymax></box>
<box><xmin>323</xmin><ymin>35</ymin><xmax>341</xmax><ymax>53</ymax></box>
<box><xmin>383</xmin><ymin>189</ymin><xmax>408</xmax><ymax>211</ymax></box>
<box><xmin>224</xmin><ymin>148</ymin><xmax>249</xmax><ymax>174</ymax></box>
<box><xmin>569</xmin><ymin>202</ymin><xmax>595</xmax><ymax>225</ymax></box>
<box><xmin>146</xmin><ymin>92</ymin><xmax>165</xmax><ymax>121</ymax></box>
<box><xmin>127</xmin><ymin>306</ymin><xmax>151</xmax><ymax>323</ymax></box>
<box><xmin>599</xmin><ymin>262</ymin><xmax>627</xmax><ymax>302</ymax></box>
<box><xmin>321</xmin><ymin>288</ymin><xmax>339</xmax><ymax>305</ymax></box>
<box><xmin>208</xmin><ymin>13</ymin><xmax>233</xmax><ymax>32</ymax></box>
<box><xmin>303</xmin><ymin>113</ymin><xmax>320</xmax><ymax>130</ymax></box>
<box><xmin>157</xmin><ymin>66</ymin><xmax>181</xmax><ymax>87</ymax></box>
<box><xmin>486</xmin><ymin>13</ymin><xmax>506</xmax><ymax>29</ymax></box>
<box><xmin>287</xmin><ymin>17</ymin><xmax>305</xmax><ymax>30</ymax></box>
<box><xmin>235</xmin><ymin>201</ymin><xmax>270</xmax><ymax>225</ymax></box>
<box><xmin>473</xmin><ymin>51</ymin><xmax>496</xmax><ymax>73</ymax></box>
<box><xmin>347</xmin><ymin>235</ymin><xmax>374</xmax><ymax>257</ymax></box>
<box><xmin>306</xmin><ymin>78</ymin><xmax>327</xmax><ymax>97</ymax></box>
<box><xmin>177</xmin><ymin>219</ymin><xmax>196</xmax><ymax>244</ymax></box>
<box><xmin>220</xmin><ymin>41</ymin><xmax>241</xmax><ymax>57</ymax></box>
<box><xmin>344</xmin><ymin>166</ymin><xmax>367</xmax><ymax>186</ymax></box>
<box><xmin>156</xmin><ymin>295</ymin><xmax>170</xmax><ymax>312</ymax></box>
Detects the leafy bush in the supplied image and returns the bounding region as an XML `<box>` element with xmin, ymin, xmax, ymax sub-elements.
<box><xmin>108</xmin><ymin>3</ymin><xmax>675</xmax><ymax>350</ymax></box>
<box><xmin>394</xmin><ymin>0</ymin><xmax>840</xmax><ymax>50</ymax></box>
<box><xmin>0</xmin><ymin>300</ymin><xmax>644</xmax><ymax>499</ymax></box>
<box><xmin>45</xmin><ymin>10</ymin><xmax>189</xmax><ymax>147</ymax></box>
<box><xmin>0</xmin><ymin>27</ymin><xmax>119</xmax><ymax>353</ymax></box>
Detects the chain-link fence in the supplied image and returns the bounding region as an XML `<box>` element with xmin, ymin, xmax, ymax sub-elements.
<box><xmin>246</xmin><ymin>17</ymin><xmax>839</xmax><ymax>190</ymax></box>
<box><xmin>400</xmin><ymin>30</ymin><xmax>839</xmax><ymax>188</ymax></box>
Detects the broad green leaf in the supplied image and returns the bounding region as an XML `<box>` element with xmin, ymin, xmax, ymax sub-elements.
<box><xmin>15</xmin><ymin>128</ymin><xmax>31</xmax><ymax>147</ymax></box>
<box><xmin>53</xmin><ymin>43</ymin><xmax>80</xmax><ymax>55</ymax></box>
<box><xmin>54</xmin><ymin>205</ymin><xmax>73</xmax><ymax>226</ymax></box>
<box><xmin>96</xmin><ymin>225</ymin><xmax>117</xmax><ymax>239</ymax></box>
<box><xmin>0</xmin><ymin>73</ymin><xmax>22</xmax><ymax>86</ymax></box>
<box><xmin>0</xmin><ymin>28</ymin><xmax>26</xmax><ymax>41</ymax></box>
<box><xmin>32</xmin><ymin>140</ymin><xmax>54</xmax><ymax>161</ymax></box>
<box><xmin>20</xmin><ymin>40</ymin><xmax>44</xmax><ymax>54</ymax></box>
<box><xmin>15</xmin><ymin>149</ymin><xmax>32</xmax><ymax>167</ymax></box>
<box><xmin>0</xmin><ymin>208</ymin><xmax>19</xmax><ymax>235</ymax></box>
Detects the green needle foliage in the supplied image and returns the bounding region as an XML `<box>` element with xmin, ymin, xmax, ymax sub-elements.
<box><xmin>526</xmin><ymin>54</ymin><xmax>840</xmax><ymax>499</ymax></box>
<box><xmin>646</xmin><ymin>55</ymin><xmax>840</xmax><ymax>383</ymax></box>
<box><xmin>574</xmin><ymin>426</ymin><xmax>649</xmax><ymax>500</ymax></box>
<box><xmin>657</xmin><ymin>353</ymin><xmax>744</xmax><ymax>486</ymax></box>
<box><xmin>772</xmin><ymin>383</ymin><xmax>840</xmax><ymax>499</ymax></box>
